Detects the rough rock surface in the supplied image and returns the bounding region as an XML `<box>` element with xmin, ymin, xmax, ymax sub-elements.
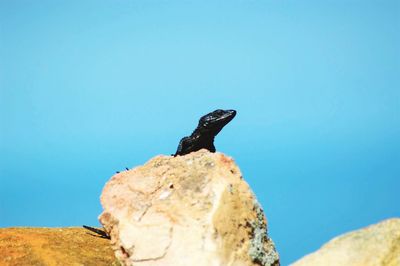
<box><xmin>99</xmin><ymin>150</ymin><xmax>279</xmax><ymax>266</ymax></box>
<box><xmin>291</xmin><ymin>218</ymin><xmax>400</xmax><ymax>266</ymax></box>
<box><xmin>0</xmin><ymin>227</ymin><xmax>116</xmax><ymax>266</ymax></box>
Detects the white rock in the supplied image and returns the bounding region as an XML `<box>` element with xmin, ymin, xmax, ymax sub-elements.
<box><xmin>99</xmin><ymin>150</ymin><xmax>279</xmax><ymax>266</ymax></box>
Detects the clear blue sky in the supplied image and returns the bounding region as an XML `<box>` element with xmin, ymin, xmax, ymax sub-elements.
<box><xmin>0</xmin><ymin>1</ymin><xmax>399</xmax><ymax>264</ymax></box>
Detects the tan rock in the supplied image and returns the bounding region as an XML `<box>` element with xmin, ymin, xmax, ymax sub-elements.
<box><xmin>0</xmin><ymin>227</ymin><xmax>116</xmax><ymax>266</ymax></box>
<box><xmin>291</xmin><ymin>218</ymin><xmax>400</xmax><ymax>266</ymax></box>
<box><xmin>99</xmin><ymin>150</ymin><xmax>279</xmax><ymax>266</ymax></box>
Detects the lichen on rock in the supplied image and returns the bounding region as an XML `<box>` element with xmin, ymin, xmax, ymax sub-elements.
<box><xmin>248</xmin><ymin>198</ymin><xmax>279</xmax><ymax>266</ymax></box>
<box><xmin>99</xmin><ymin>149</ymin><xmax>279</xmax><ymax>266</ymax></box>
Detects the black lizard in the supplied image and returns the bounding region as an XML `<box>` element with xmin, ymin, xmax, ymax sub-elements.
<box><xmin>174</xmin><ymin>109</ymin><xmax>236</xmax><ymax>156</ymax></box>
<box><xmin>83</xmin><ymin>109</ymin><xmax>236</xmax><ymax>237</ymax></box>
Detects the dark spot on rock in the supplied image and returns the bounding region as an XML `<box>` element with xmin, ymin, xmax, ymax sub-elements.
<box><xmin>205</xmin><ymin>162</ymin><xmax>214</xmax><ymax>168</ymax></box>
<box><xmin>120</xmin><ymin>246</ymin><xmax>130</xmax><ymax>258</ymax></box>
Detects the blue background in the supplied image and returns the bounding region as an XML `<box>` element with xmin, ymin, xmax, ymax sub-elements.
<box><xmin>1</xmin><ymin>1</ymin><xmax>399</xmax><ymax>264</ymax></box>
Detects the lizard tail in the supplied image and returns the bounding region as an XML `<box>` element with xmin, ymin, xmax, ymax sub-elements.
<box><xmin>82</xmin><ymin>225</ymin><xmax>110</xmax><ymax>239</ymax></box>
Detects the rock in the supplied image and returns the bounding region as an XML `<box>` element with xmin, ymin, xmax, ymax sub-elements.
<box><xmin>0</xmin><ymin>227</ymin><xmax>116</xmax><ymax>266</ymax></box>
<box><xmin>99</xmin><ymin>150</ymin><xmax>279</xmax><ymax>266</ymax></box>
<box><xmin>291</xmin><ymin>218</ymin><xmax>400</xmax><ymax>266</ymax></box>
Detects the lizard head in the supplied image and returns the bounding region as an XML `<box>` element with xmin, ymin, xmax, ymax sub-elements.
<box><xmin>198</xmin><ymin>109</ymin><xmax>237</xmax><ymax>135</ymax></box>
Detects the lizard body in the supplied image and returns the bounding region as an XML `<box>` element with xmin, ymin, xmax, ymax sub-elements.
<box><xmin>174</xmin><ymin>109</ymin><xmax>236</xmax><ymax>156</ymax></box>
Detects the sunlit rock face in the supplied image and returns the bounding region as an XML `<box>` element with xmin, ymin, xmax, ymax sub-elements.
<box><xmin>99</xmin><ymin>149</ymin><xmax>279</xmax><ymax>266</ymax></box>
<box><xmin>291</xmin><ymin>218</ymin><xmax>400</xmax><ymax>266</ymax></box>
<box><xmin>0</xmin><ymin>227</ymin><xmax>116</xmax><ymax>265</ymax></box>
